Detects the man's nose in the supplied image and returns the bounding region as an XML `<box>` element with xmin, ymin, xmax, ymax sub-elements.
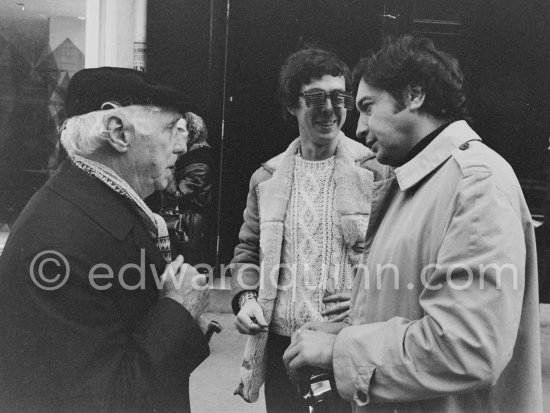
<box><xmin>322</xmin><ymin>95</ymin><xmax>335</xmax><ymax>112</ymax></box>
<box><xmin>174</xmin><ymin>136</ymin><xmax>187</xmax><ymax>155</ymax></box>
<box><xmin>356</xmin><ymin>113</ymin><xmax>369</xmax><ymax>142</ymax></box>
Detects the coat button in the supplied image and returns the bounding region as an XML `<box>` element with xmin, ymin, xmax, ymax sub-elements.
<box><xmin>459</xmin><ymin>142</ymin><xmax>469</xmax><ymax>150</ymax></box>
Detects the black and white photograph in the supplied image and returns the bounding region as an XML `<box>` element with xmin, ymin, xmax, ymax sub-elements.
<box><xmin>0</xmin><ymin>1</ymin><xmax>548</xmax><ymax>412</ymax></box>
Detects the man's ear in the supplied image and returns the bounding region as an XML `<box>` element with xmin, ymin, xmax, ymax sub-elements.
<box><xmin>407</xmin><ymin>84</ymin><xmax>425</xmax><ymax>111</ymax></box>
<box><xmin>104</xmin><ymin>114</ymin><xmax>130</xmax><ymax>153</ymax></box>
<box><xmin>287</xmin><ymin>106</ymin><xmax>297</xmax><ymax>117</ymax></box>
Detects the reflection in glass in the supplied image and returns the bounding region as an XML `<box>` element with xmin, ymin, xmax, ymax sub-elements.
<box><xmin>0</xmin><ymin>1</ymin><xmax>85</xmax><ymax>226</ymax></box>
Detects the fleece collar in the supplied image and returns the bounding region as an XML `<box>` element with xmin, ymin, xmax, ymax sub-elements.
<box><xmin>258</xmin><ymin>132</ymin><xmax>375</xmax><ymax>224</ymax></box>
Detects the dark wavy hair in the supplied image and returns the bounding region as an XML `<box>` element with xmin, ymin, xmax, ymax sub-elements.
<box><xmin>278</xmin><ymin>48</ymin><xmax>351</xmax><ymax>123</ymax></box>
<box><xmin>353</xmin><ymin>35</ymin><xmax>468</xmax><ymax>121</ymax></box>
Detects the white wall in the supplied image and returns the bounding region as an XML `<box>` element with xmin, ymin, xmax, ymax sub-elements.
<box><xmin>86</xmin><ymin>0</ymin><xmax>136</xmax><ymax>68</ymax></box>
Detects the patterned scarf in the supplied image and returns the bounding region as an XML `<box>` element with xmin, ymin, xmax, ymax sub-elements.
<box><xmin>72</xmin><ymin>154</ymin><xmax>172</xmax><ymax>263</ymax></box>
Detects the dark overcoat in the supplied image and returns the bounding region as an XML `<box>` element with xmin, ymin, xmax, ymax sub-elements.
<box><xmin>0</xmin><ymin>161</ymin><xmax>209</xmax><ymax>412</ymax></box>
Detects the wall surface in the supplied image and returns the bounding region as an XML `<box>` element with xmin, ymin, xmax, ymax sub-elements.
<box><xmin>85</xmin><ymin>0</ymin><xmax>135</xmax><ymax>68</ymax></box>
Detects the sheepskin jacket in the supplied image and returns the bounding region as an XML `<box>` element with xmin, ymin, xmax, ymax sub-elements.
<box><xmin>230</xmin><ymin>133</ymin><xmax>388</xmax><ymax>402</ymax></box>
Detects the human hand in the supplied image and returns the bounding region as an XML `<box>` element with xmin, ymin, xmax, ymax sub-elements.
<box><xmin>300</xmin><ymin>320</ymin><xmax>347</xmax><ymax>335</ymax></box>
<box><xmin>283</xmin><ymin>329</ymin><xmax>336</xmax><ymax>383</ymax></box>
<box><xmin>197</xmin><ymin>314</ymin><xmax>211</xmax><ymax>334</ymax></box>
<box><xmin>160</xmin><ymin>255</ymin><xmax>210</xmax><ymax>320</ymax></box>
<box><xmin>234</xmin><ymin>298</ymin><xmax>268</xmax><ymax>335</ymax></box>
<box><xmin>321</xmin><ymin>292</ymin><xmax>351</xmax><ymax>322</ymax></box>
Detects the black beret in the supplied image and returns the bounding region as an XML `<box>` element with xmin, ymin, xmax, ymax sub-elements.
<box><xmin>65</xmin><ymin>67</ymin><xmax>196</xmax><ymax>117</ymax></box>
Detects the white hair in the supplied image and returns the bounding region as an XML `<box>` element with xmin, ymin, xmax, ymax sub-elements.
<box><xmin>60</xmin><ymin>109</ymin><xmax>115</xmax><ymax>157</ymax></box>
<box><xmin>60</xmin><ymin>105</ymin><xmax>180</xmax><ymax>158</ymax></box>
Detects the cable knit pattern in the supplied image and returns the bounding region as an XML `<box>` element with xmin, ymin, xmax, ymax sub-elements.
<box><xmin>235</xmin><ymin>134</ymin><xmax>376</xmax><ymax>403</ymax></box>
<box><xmin>272</xmin><ymin>154</ymin><xmax>354</xmax><ymax>336</ymax></box>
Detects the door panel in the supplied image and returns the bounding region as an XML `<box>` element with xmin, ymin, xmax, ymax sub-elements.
<box><xmin>218</xmin><ymin>0</ymin><xmax>379</xmax><ymax>267</ymax></box>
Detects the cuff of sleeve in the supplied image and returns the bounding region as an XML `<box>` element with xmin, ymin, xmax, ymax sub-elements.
<box><xmin>231</xmin><ymin>293</ymin><xmax>241</xmax><ymax>315</ymax></box>
<box><xmin>333</xmin><ymin>327</ymin><xmax>376</xmax><ymax>407</ymax></box>
<box><xmin>352</xmin><ymin>367</ymin><xmax>375</xmax><ymax>406</ymax></box>
<box><xmin>238</xmin><ymin>290</ymin><xmax>258</xmax><ymax>308</ymax></box>
<box><xmin>138</xmin><ymin>297</ymin><xmax>207</xmax><ymax>368</ymax></box>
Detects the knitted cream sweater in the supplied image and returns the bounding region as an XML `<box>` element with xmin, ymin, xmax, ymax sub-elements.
<box><xmin>271</xmin><ymin>154</ymin><xmax>354</xmax><ymax>336</ymax></box>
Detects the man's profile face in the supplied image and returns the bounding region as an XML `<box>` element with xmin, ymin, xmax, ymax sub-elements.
<box><xmin>164</xmin><ymin>117</ymin><xmax>190</xmax><ymax>194</ymax></box>
<box><xmin>289</xmin><ymin>75</ymin><xmax>347</xmax><ymax>148</ymax></box>
<box><xmin>127</xmin><ymin>107</ymin><xmax>187</xmax><ymax>197</ymax></box>
<box><xmin>355</xmin><ymin>79</ymin><xmax>414</xmax><ymax>166</ymax></box>
<box><xmin>176</xmin><ymin>118</ymin><xmax>190</xmax><ymax>144</ymax></box>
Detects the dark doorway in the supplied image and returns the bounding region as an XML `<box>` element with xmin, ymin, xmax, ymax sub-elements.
<box><xmin>216</xmin><ymin>0</ymin><xmax>550</xmax><ymax>271</ymax></box>
<box><xmin>148</xmin><ymin>1</ymin><xmax>550</xmax><ymax>287</ymax></box>
<box><xmin>218</xmin><ymin>0</ymin><xmax>380</xmax><ymax>268</ymax></box>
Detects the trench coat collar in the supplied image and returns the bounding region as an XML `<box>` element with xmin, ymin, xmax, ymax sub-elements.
<box><xmin>395</xmin><ymin>120</ymin><xmax>482</xmax><ymax>191</ymax></box>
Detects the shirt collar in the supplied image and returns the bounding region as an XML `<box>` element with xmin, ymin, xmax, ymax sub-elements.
<box><xmin>395</xmin><ymin>120</ymin><xmax>482</xmax><ymax>191</ymax></box>
<box><xmin>398</xmin><ymin>121</ymin><xmax>451</xmax><ymax>166</ymax></box>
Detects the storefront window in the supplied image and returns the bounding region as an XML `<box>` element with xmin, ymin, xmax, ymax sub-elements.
<box><xmin>0</xmin><ymin>0</ymin><xmax>86</xmax><ymax>230</ymax></box>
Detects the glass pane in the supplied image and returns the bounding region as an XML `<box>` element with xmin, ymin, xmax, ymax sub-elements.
<box><xmin>413</xmin><ymin>0</ymin><xmax>461</xmax><ymax>24</ymax></box>
<box><xmin>0</xmin><ymin>0</ymin><xmax>86</xmax><ymax>228</ymax></box>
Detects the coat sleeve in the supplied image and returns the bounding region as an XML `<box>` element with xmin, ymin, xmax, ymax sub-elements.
<box><xmin>19</xmin><ymin>250</ymin><xmax>209</xmax><ymax>412</ymax></box>
<box><xmin>332</xmin><ymin>169</ymin><xmax>527</xmax><ymax>405</ymax></box>
<box><xmin>176</xmin><ymin>162</ymin><xmax>212</xmax><ymax>211</ymax></box>
<box><xmin>230</xmin><ymin>168</ymin><xmax>267</xmax><ymax>314</ymax></box>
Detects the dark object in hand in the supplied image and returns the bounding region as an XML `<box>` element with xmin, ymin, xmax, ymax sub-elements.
<box><xmin>298</xmin><ymin>369</ymin><xmax>339</xmax><ymax>412</ymax></box>
<box><xmin>204</xmin><ymin>320</ymin><xmax>222</xmax><ymax>342</ymax></box>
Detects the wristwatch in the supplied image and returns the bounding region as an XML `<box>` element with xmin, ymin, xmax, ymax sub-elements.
<box><xmin>238</xmin><ymin>290</ymin><xmax>258</xmax><ymax>309</ymax></box>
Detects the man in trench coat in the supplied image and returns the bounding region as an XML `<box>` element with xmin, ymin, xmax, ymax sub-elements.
<box><xmin>284</xmin><ymin>35</ymin><xmax>543</xmax><ymax>413</ymax></box>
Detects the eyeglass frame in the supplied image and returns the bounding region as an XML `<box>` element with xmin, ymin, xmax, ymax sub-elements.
<box><xmin>298</xmin><ymin>89</ymin><xmax>355</xmax><ymax>111</ymax></box>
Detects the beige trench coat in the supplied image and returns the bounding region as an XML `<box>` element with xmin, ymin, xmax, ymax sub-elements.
<box><xmin>333</xmin><ymin>121</ymin><xmax>543</xmax><ymax>412</ymax></box>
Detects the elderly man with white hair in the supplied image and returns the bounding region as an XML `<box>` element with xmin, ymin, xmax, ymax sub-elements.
<box><xmin>0</xmin><ymin>67</ymin><xmax>210</xmax><ymax>413</ymax></box>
